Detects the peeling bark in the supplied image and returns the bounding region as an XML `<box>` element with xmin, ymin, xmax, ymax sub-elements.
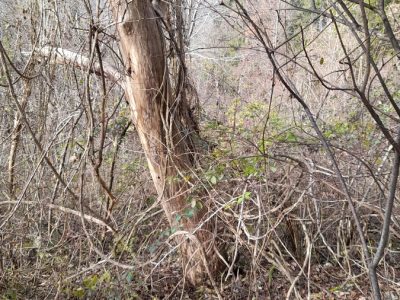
<box><xmin>109</xmin><ymin>0</ymin><xmax>218</xmax><ymax>284</ymax></box>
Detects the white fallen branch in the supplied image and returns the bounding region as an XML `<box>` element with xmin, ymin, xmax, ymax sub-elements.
<box><xmin>23</xmin><ymin>46</ymin><xmax>125</xmax><ymax>88</ymax></box>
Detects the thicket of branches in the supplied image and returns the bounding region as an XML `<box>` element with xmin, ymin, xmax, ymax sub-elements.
<box><xmin>1</xmin><ymin>0</ymin><xmax>400</xmax><ymax>299</ymax></box>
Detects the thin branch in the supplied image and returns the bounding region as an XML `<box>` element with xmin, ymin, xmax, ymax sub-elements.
<box><xmin>369</xmin><ymin>130</ymin><xmax>400</xmax><ymax>300</ymax></box>
<box><xmin>0</xmin><ymin>200</ymin><xmax>115</xmax><ymax>233</ymax></box>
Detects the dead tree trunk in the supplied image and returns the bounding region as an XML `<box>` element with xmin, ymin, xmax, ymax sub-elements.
<box><xmin>109</xmin><ymin>0</ymin><xmax>217</xmax><ymax>285</ymax></box>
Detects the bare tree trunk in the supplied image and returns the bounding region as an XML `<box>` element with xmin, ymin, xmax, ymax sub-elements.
<box><xmin>8</xmin><ymin>80</ymin><xmax>31</xmax><ymax>199</ymax></box>
<box><xmin>109</xmin><ymin>0</ymin><xmax>217</xmax><ymax>285</ymax></box>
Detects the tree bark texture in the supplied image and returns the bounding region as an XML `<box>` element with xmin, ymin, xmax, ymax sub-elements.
<box><xmin>109</xmin><ymin>0</ymin><xmax>217</xmax><ymax>285</ymax></box>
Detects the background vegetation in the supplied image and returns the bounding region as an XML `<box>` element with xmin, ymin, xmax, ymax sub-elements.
<box><xmin>1</xmin><ymin>0</ymin><xmax>400</xmax><ymax>299</ymax></box>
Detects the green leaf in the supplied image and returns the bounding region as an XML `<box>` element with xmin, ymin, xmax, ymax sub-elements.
<box><xmin>237</xmin><ymin>191</ymin><xmax>251</xmax><ymax>204</ymax></box>
<box><xmin>72</xmin><ymin>287</ymin><xmax>85</xmax><ymax>298</ymax></box>
<box><xmin>237</xmin><ymin>196</ymin><xmax>245</xmax><ymax>205</ymax></box>
<box><xmin>243</xmin><ymin>164</ymin><xmax>257</xmax><ymax>176</ymax></box>
<box><xmin>285</xmin><ymin>131</ymin><xmax>298</xmax><ymax>142</ymax></box>
<box><xmin>196</xmin><ymin>200</ymin><xmax>203</xmax><ymax>209</ymax></box>
<box><xmin>83</xmin><ymin>274</ymin><xmax>98</xmax><ymax>290</ymax></box>
<box><xmin>210</xmin><ymin>176</ymin><xmax>217</xmax><ymax>185</ymax></box>
<box><xmin>184</xmin><ymin>208</ymin><xmax>195</xmax><ymax>218</ymax></box>
<box><xmin>175</xmin><ymin>214</ymin><xmax>182</xmax><ymax>222</ymax></box>
<box><xmin>126</xmin><ymin>272</ymin><xmax>134</xmax><ymax>283</ymax></box>
<box><xmin>100</xmin><ymin>271</ymin><xmax>111</xmax><ymax>283</ymax></box>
